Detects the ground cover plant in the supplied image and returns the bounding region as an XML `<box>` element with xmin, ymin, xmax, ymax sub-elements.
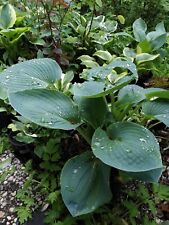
<box><xmin>0</xmin><ymin>0</ymin><xmax>169</xmax><ymax>225</ymax></box>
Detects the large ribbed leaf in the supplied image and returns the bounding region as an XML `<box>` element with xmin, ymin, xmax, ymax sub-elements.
<box><xmin>9</xmin><ymin>89</ymin><xmax>81</xmax><ymax>130</ymax></box>
<box><xmin>60</xmin><ymin>152</ymin><xmax>112</xmax><ymax>217</ymax></box>
<box><xmin>73</xmin><ymin>76</ymin><xmax>134</xmax><ymax>98</ymax></box>
<box><xmin>82</xmin><ymin>59</ymin><xmax>138</xmax><ymax>80</ymax></box>
<box><xmin>92</xmin><ymin>122</ymin><xmax>162</xmax><ymax>174</ymax></box>
<box><xmin>118</xmin><ymin>85</ymin><xmax>145</xmax><ymax>105</ymax></box>
<box><xmin>142</xmin><ymin>100</ymin><xmax>169</xmax><ymax>127</ymax></box>
<box><xmin>0</xmin><ymin>58</ymin><xmax>62</xmax><ymax>93</ymax></box>
<box><xmin>125</xmin><ymin>167</ymin><xmax>163</xmax><ymax>183</ymax></box>
<box><xmin>0</xmin><ymin>4</ymin><xmax>16</xmax><ymax>29</ymax></box>
<box><xmin>74</xmin><ymin>97</ymin><xmax>108</xmax><ymax>128</ymax></box>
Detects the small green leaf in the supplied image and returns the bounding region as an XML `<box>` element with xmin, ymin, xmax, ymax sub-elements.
<box><xmin>92</xmin><ymin>122</ymin><xmax>162</xmax><ymax>175</ymax></box>
<box><xmin>117</xmin><ymin>15</ymin><xmax>125</xmax><ymax>24</ymax></box>
<box><xmin>123</xmin><ymin>48</ymin><xmax>136</xmax><ymax>58</ymax></box>
<box><xmin>0</xmin><ymin>4</ymin><xmax>16</xmax><ymax>29</ymax></box>
<box><xmin>60</xmin><ymin>151</ymin><xmax>112</xmax><ymax>217</ymax></box>
<box><xmin>93</xmin><ymin>50</ymin><xmax>112</xmax><ymax>62</ymax></box>
<box><xmin>145</xmin><ymin>89</ymin><xmax>169</xmax><ymax>100</ymax></box>
<box><xmin>136</xmin><ymin>53</ymin><xmax>159</xmax><ymax>64</ymax></box>
<box><xmin>81</xmin><ymin>60</ymin><xmax>99</xmax><ymax>68</ymax></box>
<box><xmin>133</xmin><ymin>18</ymin><xmax>147</xmax><ymax>42</ymax></box>
<box><xmin>96</xmin><ymin>0</ymin><xmax>102</xmax><ymax>7</ymax></box>
<box><xmin>0</xmin><ymin>158</ymin><xmax>12</xmax><ymax>170</ymax></box>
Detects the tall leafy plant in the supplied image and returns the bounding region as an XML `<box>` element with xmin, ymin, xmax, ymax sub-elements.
<box><xmin>0</xmin><ymin>58</ymin><xmax>168</xmax><ymax>217</ymax></box>
<box><xmin>0</xmin><ymin>3</ymin><xmax>31</xmax><ymax>64</ymax></box>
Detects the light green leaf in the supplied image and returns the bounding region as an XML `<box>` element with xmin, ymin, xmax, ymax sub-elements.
<box><xmin>0</xmin><ymin>4</ymin><xmax>16</xmax><ymax>29</ymax></box>
<box><xmin>60</xmin><ymin>151</ymin><xmax>112</xmax><ymax>217</ymax></box>
<box><xmin>117</xmin><ymin>15</ymin><xmax>125</xmax><ymax>25</ymax></box>
<box><xmin>78</xmin><ymin>55</ymin><xmax>95</xmax><ymax>62</ymax></box>
<box><xmin>133</xmin><ymin>18</ymin><xmax>147</xmax><ymax>42</ymax></box>
<box><xmin>81</xmin><ymin>60</ymin><xmax>99</xmax><ymax>68</ymax></box>
<box><xmin>93</xmin><ymin>50</ymin><xmax>112</xmax><ymax>62</ymax></box>
<box><xmin>9</xmin><ymin>89</ymin><xmax>81</xmax><ymax>130</ymax></box>
<box><xmin>136</xmin><ymin>53</ymin><xmax>159</xmax><ymax>64</ymax></box>
<box><xmin>92</xmin><ymin>122</ymin><xmax>162</xmax><ymax>173</ymax></box>
<box><xmin>96</xmin><ymin>0</ymin><xmax>102</xmax><ymax>7</ymax></box>
<box><xmin>145</xmin><ymin>89</ymin><xmax>169</xmax><ymax>100</ymax></box>
<box><xmin>137</xmin><ymin>39</ymin><xmax>152</xmax><ymax>53</ymax></box>
<box><xmin>142</xmin><ymin>100</ymin><xmax>169</xmax><ymax>127</ymax></box>
<box><xmin>0</xmin><ymin>157</ymin><xmax>12</xmax><ymax>170</ymax></box>
<box><xmin>0</xmin><ymin>84</ymin><xmax>7</xmax><ymax>99</ymax></box>
<box><xmin>0</xmin><ymin>58</ymin><xmax>62</xmax><ymax>93</ymax></box>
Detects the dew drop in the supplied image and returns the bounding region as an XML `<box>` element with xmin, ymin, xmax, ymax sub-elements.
<box><xmin>73</xmin><ymin>169</ymin><xmax>78</xmax><ymax>174</ymax></box>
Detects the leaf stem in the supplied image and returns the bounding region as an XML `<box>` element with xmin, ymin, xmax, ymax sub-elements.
<box><xmin>76</xmin><ymin>127</ymin><xmax>91</xmax><ymax>145</ymax></box>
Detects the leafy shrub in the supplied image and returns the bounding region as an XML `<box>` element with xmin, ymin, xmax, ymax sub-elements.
<box><xmin>1</xmin><ymin>58</ymin><xmax>168</xmax><ymax>217</ymax></box>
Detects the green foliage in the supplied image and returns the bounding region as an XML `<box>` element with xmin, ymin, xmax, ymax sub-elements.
<box><xmin>1</xmin><ymin>57</ymin><xmax>168</xmax><ymax>217</ymax></box>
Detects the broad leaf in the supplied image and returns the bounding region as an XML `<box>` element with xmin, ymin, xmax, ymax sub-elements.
<box><xmin>142</xmin><ymin>100</ymin><xmax>169</xmax><ymax>127</ymax></box>
<box><xmin>82</xmin><ymin>59</ymin><xmax>138</xmax><ymax>80</ymax></box>
<box><xmin>0</xmin><ymin>4</ymin><xmax>16</xmax><ymax>29</ymax></box>
<box><xmin>118</xmin><ymin>85</ymin><xmax>145</xmax><ymax>105</ymax></box>
<box><xmin>60</xmin><ymin>151</ymin><xmax>112</xmax><ymax>217</ymax></box>
<box><xmin>125</xmin><ymin>167</ymin><xmax>163</xmax><ymax>183</ymax></box>
<box><xmin>92</xmin><ymin>122</ymin><xmax>162</xmax><ymax>174</ymax></box>
<box><xmin>133</xmin><ymin>18</ymin><xmax>147</xmax><ymax>42</ymax></box>
<box><xmin>146</xmin><ymin>23</ymin><xmax>167</xmax><ymax>51</ymax></box>
<box><xmin>73</xmin><ymin>76</ymin><xmax>134</xmax><ymax>98</ymax></box>
<box><xmin>0</xmin><ymin>58</ymin><xmax>62</xmax><ymax>93</ymax></box>
<box><xmin>74</xmin><ymin>97</ymin><xmax>108</xmax><ymax>128</ymax></box>
<box><xmin>9</xmin><ymin>89</ymin><xmax>81</xmax><ymax>130</ymax></box>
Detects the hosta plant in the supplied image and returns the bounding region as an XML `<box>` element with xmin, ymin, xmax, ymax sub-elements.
<box><xmin>0</xmin><ymin>3</ymin><xmax>31</xmax><ymax>64</ymax></box>
<box><xmin>0</xmin><ymin>58</ymin><xmax>168</xmax><ymax>217</ymax></box>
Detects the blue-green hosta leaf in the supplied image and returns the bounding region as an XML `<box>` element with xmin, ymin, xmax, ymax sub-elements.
<box><xmin>0</xmin><ymin>4</ymin><xmax>16</xmax><ymax>29</ymax></box>
<box><xmin>142</xmin><ymin>100</ymin><xmax>169</xmax><ymax>127</ymax></box>
<box><xmin>73</xmin><ymin>76</ymin><xmax>134</xmax><ymax>98</ymax></box>
<box><xmin>125</xmin><ymin>167</ymin><xmax>163</xmax><ymax>183</ymax></box>
<box><xmin>118</xmin><ymin>85</ymin><xmax>145</xmax><ymax>105</ymax></box>
<box><xmin>9</xmin><ymin>89</ymin><xmax>81</xmax><ymax>130</ymax></box>
<box><xmin>133</xmin><ymin>18</ymin><xmax>147</xmax><ymax>42</ymax></box>
<box><xmin>82</xmin><ymin>59</ymin><xmax>138</xmax><ymax>81</ymax></box>
<box><xmin>60</xmin><ymin>151</ymin><xmax>112</xmax><ymax>217</ymax></box>
<box><xmin>0</xmin><ymin>58</ymin><xmax>62</xmax><ymax>93</ymax></box>
<box><xmin>146</xmin><ymin>23</ymin><xmax>167</xmax><ymax>51</ymax></box>
<box><xmin>136</xmin><ymin>53</ymin><xmax>159</xmax><ymax>64</ymax></box>
<box><xmin>74</xmin><ymin>97</ymin><xmax>108</xmax><ymax>128</ymax></box>
<box><xmin>123</xmin><ymin>48</ymin><xmax>136</xmax><ymax>58</ymax></box>
<box><xmin>92</xmin><ymin>122</ymin><xmax>162</xmax><ymax>173</ymax></box>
